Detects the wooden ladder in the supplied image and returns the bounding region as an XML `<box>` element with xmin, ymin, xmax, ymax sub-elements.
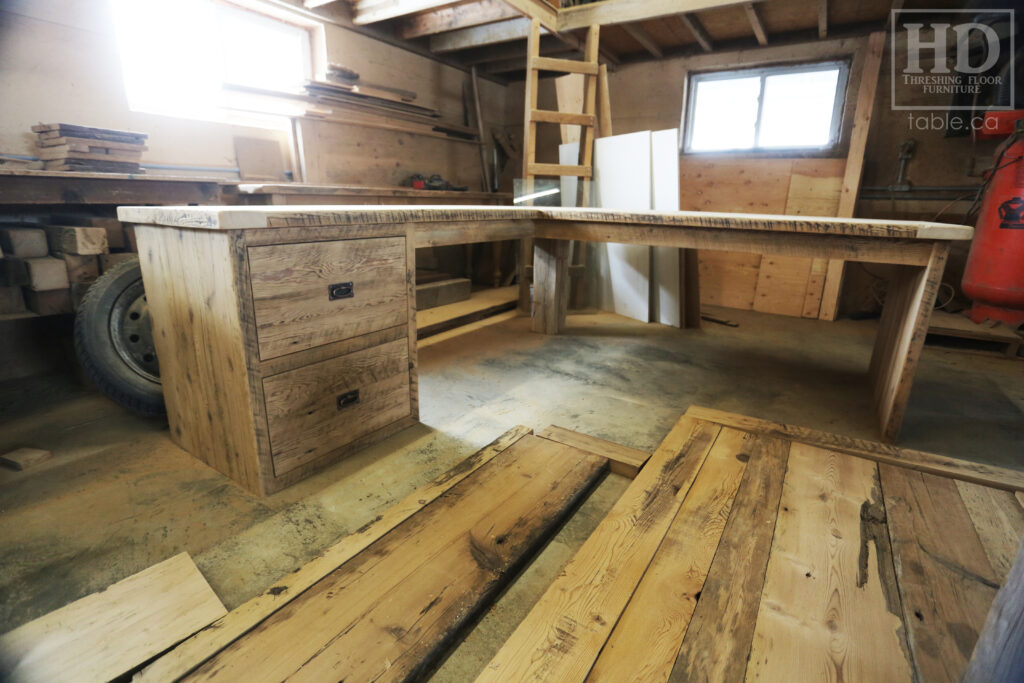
<box><xmin>519</xmin><ymin>20</ymin><xmax>601</xmax><ymax>310</ymax></box>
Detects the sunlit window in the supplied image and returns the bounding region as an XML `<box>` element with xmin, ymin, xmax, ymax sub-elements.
<box><xmin>685</xmin><ymin>62</ymin><xmax>848</xmax><ymax>153</ymax></box>
<box><xmin>111</xmin><ymin>0</ymin><xmax>313</xmax><ymax>123</ymax></box>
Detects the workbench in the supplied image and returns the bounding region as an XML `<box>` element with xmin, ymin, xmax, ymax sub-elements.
<box><xmin>117</xmin><ymin>205</ymin><xmax>971</xmax><ymax>491</ymax></box>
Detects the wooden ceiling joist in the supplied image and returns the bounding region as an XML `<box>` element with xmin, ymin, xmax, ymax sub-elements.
<box><xmin>399</xmin><ymin>0</ymin><xmax>519</xmax><ymax>39</ymax></box>
<box><xmin>501</xmin><ymin>0</ymin><xmax>558</xmax><ymax>31</ymax></box>
<box><xmin>557</xmin><ymin>0</ymin><xmax>747</xmax><ymax>32</ymax></box>
<box><xmin>621</xmin><ymin>23</ymin><xmax>663</xmax><ymax>58</ymax></box>
<box><xmin>818</xmin><ymin>0</ymin><xmax>828</xmax><ymax>38</ymax></box>
<box><xmin>743</xmin><ymin>3</ymin><xmax>768</xmax><ymax>46</ymax></box>
<box><xmin>351</xmin><ymin>0</ymin><xmax>467</xmax><ymax>25</ymax></box>
<box><xmin>430</xmin><ymin>16</ymin><xmax>544</xmax><ymax>52</ymax></box>
<box><xmin>678</xmin><ymin>14</ymin><xmax>713</xmax><ymax>53</ymax></box>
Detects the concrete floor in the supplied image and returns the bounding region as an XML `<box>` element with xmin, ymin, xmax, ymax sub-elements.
<box><xmin>0</xmin><ymin>308</ymin><xmax>1021</xmax><ymax>677</ymax></box>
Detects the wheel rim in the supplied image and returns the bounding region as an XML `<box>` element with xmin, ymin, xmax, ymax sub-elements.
<box><xmin>109</xmin><ymin>279</ymin><xmax>160</xmax><ymax>383</ymax></box>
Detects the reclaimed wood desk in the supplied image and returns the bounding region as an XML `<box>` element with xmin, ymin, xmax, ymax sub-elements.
<box><xmin>118</xmin><ymin>206</ymin><xmax>971</xmax><ymax>493</ymax></box>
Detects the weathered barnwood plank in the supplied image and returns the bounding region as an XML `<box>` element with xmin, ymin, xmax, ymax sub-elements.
<box><xmin>476</xmin><ymin>416</ymin><xmax>722</xmax><ymax>682</ymax></box>
<box><xmin>138</xmin><ymin>426</ymin><xmax>532</xmax><ymax>682</ymax></box>
<box><xmin>587</xmin><ymin>427</ymin><xmax>750</xmax><ymax>682</ymax></box>
<box><xmin>685</xmin><ymin>406</ymin><xmax>1024</xmax><ymax>492</ymax></box>
<box><xmin>668</xmin><ymin>434</ymin><xmax>789</xmax><ymax>682</ymax></box>
<box><xmin>746</xmin><ymin>444</ymin><xmax>913</xmax><ymax>681</ymax></box>
<box><xmin>0</xmin><ymin>553</ymin><xmax>225</xmax><ymax>683</ymax></box>
<box><xmin>536</xmin><ymin>424</ymin><xmax>649</xmax><ymax>478</ymax></box>
<box><xmin>185</xmin><ymin>434</ymin><xmax>606</xmax><ymax>682</ymax></box>
<box><xmin>880</xmin><ymin>465</ymin><xmax>1000</xmax><ymax>682</ymax></box>
<box><xmin>956</xmin><ymin>480</ymin><xmax>1024</xmax><ymax>583</ymax></box>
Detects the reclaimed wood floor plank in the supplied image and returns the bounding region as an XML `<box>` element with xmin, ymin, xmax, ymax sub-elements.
<box><xmin>668</xmin><ymin>433</ymin><xmax>789</xmax><ymax>682</ymax></box>
<box><xmin>686</xmin><ymin>405</ymin><xmax>1024</xmax><ymax>492</ymax></box>
<box><xmin>139</xmin><ymin>426</ymin><xmax>532</xmax><ymax>682</ymax></box>
<box><xmin>475</xmin><ymin>416</ymin><xmax>722</xmax><ymax>682</ymax></box>
<box><xmin>956</xmin><ymin>480</ymin><xmax>1024</xmax><ymax>584</ymax></box>
<box><xmin>186</xmin><ymin>434</ymin><xmax>605</xmax><ymax>682</ymax></box>
<box><xmin>537</xmin><ymin>425</ymin><xmax>650</xmax><ymax>478</ymax></box>
<box><xmin>587</xmin><ymin>427</ymin><xmax>750</xmax><ymax>683</ymax></box>
<box><xmin>746</xmin><ymin>443</ymin><xmax>913</xmax><ymax>682</ymax></box>
<box><xmin>881</xmin><ymin>464</ymin><xmax>1000</xmax><ymax>683</ymax></box>
<box><xmin>0</xmin><ymin>553</ymin><xmax>225</xmax><ymax>683</ymax></box>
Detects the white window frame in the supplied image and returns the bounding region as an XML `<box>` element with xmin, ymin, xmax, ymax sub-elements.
<box><xmin>682</xmin><ymin>60</ymin><xmax>850</xmax><ymax>155</ymax></box>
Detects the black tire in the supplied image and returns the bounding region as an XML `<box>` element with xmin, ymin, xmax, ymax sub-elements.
<box><xmin>74</xmin><ymin>257</ymin><xmax>165</xmax><ymax>416</ymax></box>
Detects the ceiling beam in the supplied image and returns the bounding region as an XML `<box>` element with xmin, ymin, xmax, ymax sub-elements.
<box><xmin>620</xmin><ymin>22</ymin><xmax>663</xmax><ymax>58</ymax></box>
<box><xmin>743</xmin><ymin>3</ymin><xmax>767</xmax><ymax>46</ymax></box>
<box><xmin>558</xmin><ymin>0</ymin><xmax>747</xmax><ymax>32</ymax></box>
<box><xmin>351</xmin><ymin>0</ymin><xmax>467</xmax><ymax>25</ymax></box>
<box><xmin>430</xmin><ymin>16</ymin><xmax>542</xmax><ymax>52</ymax></box>
<box><xmin>501</xmin><ymin>0</ymin><xmax>558</xmax><ymax>32</ymax></box>
<box><xmin>818</xmin><ymin>0</ymin><xmax>828</xmax><ymax>38</ymax></box>
<box><xmin>398</xmin><ymin>0</ymin><xmax>519</xmax><ymax>39</ymax></box>
<box><xmin>678</xmin><ymin>14</ymin><xmax>713</xmax><ymax>52</ymax></box>
<box><xmin>462</xmin><ymin>35</ymin><xmax>573</xmax><ymax>65</ymax></box>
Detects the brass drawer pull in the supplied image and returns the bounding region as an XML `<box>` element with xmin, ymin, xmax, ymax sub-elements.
<box><xmin>336</xmin><ymin>389</ymin><xmax>360</xmax><ymax>410</ymax></box>
<box><xmin>329</xmin><ymin>282</ymin><xmax>354</xmax><ymax>300</ymax></box>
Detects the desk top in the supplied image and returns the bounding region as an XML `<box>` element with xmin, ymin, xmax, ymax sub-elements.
<box><xmin>117</xmin><ymin>205</ymin><xmax>973</xmax><ymax>241</ymax></box>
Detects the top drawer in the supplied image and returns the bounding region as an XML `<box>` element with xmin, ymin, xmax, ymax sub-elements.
<box><xmin>248</xmin><ymin>237</ymin><xmax>408</xmax><ymax>360</ymax></box>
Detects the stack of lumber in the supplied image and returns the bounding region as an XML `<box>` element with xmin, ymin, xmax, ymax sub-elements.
<box><xmin>0</xmin><ymin>215</ymin><xmax>134</xmax><ymax>316</ymax></box>
<box><xmin>303</xmin><ymin>79</ymin><xmax>478</xmax><ymax>141</ymax></box>
<box><xmin>32</xmin><ymin>123</ymin><xmax>147</xmax><ymax>173</ymax></box>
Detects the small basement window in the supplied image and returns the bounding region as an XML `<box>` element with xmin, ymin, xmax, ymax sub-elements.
<box><xmin>683</xmin><ymin>61</ymin><xmax>849</xmax><ymax>154</ymax></box>
<box><xmin>111</xmin><ymin>0</ymin><xmax>314</xmax><ymax>125</ymax></box>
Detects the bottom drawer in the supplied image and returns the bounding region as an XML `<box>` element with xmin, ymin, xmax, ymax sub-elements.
<box><xmin>263</xmin><ymin>338</ymin><xmax>411</xmax><ymax>476</ymax></box>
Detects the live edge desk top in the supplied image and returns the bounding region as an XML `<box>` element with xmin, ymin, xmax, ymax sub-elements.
<box><xmin>117</xmin><ymin>205</ymin><xmax>972</xmax><ymax>442</ymax></box>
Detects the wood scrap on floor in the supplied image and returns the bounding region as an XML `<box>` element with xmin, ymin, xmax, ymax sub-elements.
<box><xmin>536</xmin><ymin>424</ymin><xmax>649</xmax><ymax>478</ymax></box>
<box><xmin>0</xmin><ymin>448</ymin><xmax>51</xmax><ymax>471</ymax></box>
<box><xmin>0</xmin><ymin>553</ymin><xmax>225</xmax><ymax>682</ymax></box>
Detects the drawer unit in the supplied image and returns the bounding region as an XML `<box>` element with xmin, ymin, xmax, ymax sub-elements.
<box><xmin>130</xmin><ymin>215</ymin><xmax>418</xmax><ymax>496</ymax></box>
<box><xmin>264</xmin><ymin>338</ymin><xmax>411</xmax><ymax>475</ymax></box>
<box><xmin>249</xmin><ymin>237</ymin><xmax>409</xmax><ymax>360</ymax></box>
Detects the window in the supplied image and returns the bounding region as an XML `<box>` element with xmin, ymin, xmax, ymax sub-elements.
<box><xmin>111</xmin><ymin>0</ymin><xmax>315</xmax><ymax>124</ymax></box>
<box><xmin>684</xmin><ymin>61</ymin><xmax>849</xmax><ymax>153</ymax></box>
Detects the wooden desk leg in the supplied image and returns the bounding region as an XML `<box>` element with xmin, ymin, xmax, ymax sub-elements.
<box><xmin>868</xmin><ymin>243</ymin><xmax>949</xmax><ymax>442</ymax></box>
<box><xmin>679</xmin><ymin>248</ymin><xmax>701</xmax><ymax>329</ymax></box>
<box><xmin>532</xmin><ymin>238</ymin><xmax>569</xmax><ymax>334</ymax></box>
<box><xmin>518</xmin><ymin>237</ymin><xmax>532</xmax><ymax>312</ymax></box>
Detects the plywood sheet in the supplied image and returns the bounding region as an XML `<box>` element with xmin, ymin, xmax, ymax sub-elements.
<box><xmin>753</xmin><ymin>255</ymin><xmax>814</xmax><ymax>317</ymax></box>
<box><xmin>234</xmin><ymin>137</ymin><xmax>288</xmax><ymax>182</ymax></box>
<box><xmin>678</xmin><ymin>157</ymin><xmax>793</xmax><ymax>213</ymax></box>
<box><xmin>593</xmin><ymin>131</ymin><xmax>651</xmax><ymax>323</ymax></box>
<box><xmin>651</xmin><ymin>128</ymin><xmax>680</xmax><ymax>327</ymax></box>
<box><xmin>698</xmin><ymin>251</ymin><xmax>761</xmax><ymax>309</ymax></box>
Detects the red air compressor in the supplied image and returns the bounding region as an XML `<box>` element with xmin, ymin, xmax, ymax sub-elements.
<box><xmin>962</xmin><ymin>115</ymin><xmax>1024</xmax><ymax>327</ymax></box>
